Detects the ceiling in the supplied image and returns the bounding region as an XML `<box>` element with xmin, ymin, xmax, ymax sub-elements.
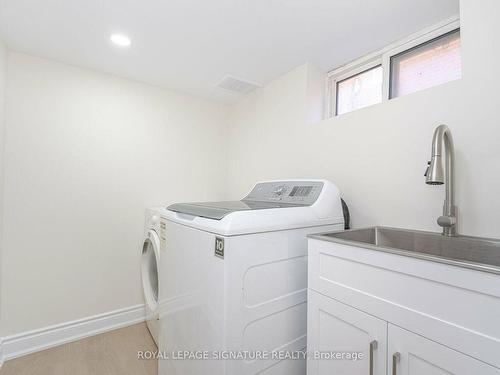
<box><xmin>0</xmin><ymin>0</ymin><xmax>459</xmax><ymax>103</ymax></box>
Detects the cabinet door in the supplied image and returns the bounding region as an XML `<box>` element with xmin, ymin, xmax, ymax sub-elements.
<box><xmin>307</xmin><ymin>290</ymin><xmax>387</xmax><ymax>375</ymax></box>
<box><xmin>388</xmin><ymin>324</ymin><xmax>500</xmax><ymax>375</ymax></box>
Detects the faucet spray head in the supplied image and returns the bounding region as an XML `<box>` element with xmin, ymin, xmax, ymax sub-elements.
<box><xmin>425</xmin><ymin>156</ymin><xmax>444</xmax><ymax>185</ymax></box>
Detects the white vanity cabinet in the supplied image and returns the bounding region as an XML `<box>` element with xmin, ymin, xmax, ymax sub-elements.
<box><xmin>307</xmin><ymin>290</ymin><xmax>387</xmax><ymax>375</ymax></box>
<box><xmin>307</xmin><ymin>237</ymin><xmax>500</xmax><ymax>375</ymax></box>
<box><xmin>388</xmin><ymin>325</ymin><xmax>499</xmax><ymax>375</ymax></box>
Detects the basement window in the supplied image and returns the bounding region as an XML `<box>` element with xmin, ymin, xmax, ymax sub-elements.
<box><xmin>327</xmin><ymin>17</ymin><xmax>461</xmax><ymax>117</ymax></box>
<box><xmin>336</xmin><ymin>65</ymin><xmax>383</xmax><ymax>115</ymax></box>
<box><xmin>390</xmin><ymin>29</ymin><xmax>461</xmax><ymax>98</ymax></box>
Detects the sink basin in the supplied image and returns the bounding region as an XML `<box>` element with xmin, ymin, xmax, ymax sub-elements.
<box><xmin>309</xmin><ymin>227</ymin><xmax>500</xmax><ymax>275</ymax></box>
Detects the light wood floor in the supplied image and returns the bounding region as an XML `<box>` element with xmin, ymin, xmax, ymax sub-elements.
<box><xmin>0</xmin><ymin>323</ymin><xmax>157</xmax><ymax>375</ymax></box>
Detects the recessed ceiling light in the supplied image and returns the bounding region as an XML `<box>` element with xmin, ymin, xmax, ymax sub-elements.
<box><xmin>110</xmin><ymin>33</ymin><xmax>131</xmax><ymax>47</ymax></box>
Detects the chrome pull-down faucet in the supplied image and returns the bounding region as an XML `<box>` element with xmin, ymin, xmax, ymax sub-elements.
<box><xmin>424</xmin><ymin>125</ymin><xmax>457</xmax><ymax>236</ymax></box>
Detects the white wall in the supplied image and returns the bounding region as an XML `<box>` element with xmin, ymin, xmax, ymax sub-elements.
<box><xmin>0</xmin><ymin>53</ymin><xmax>229</xmax><ymax>336</ymax></box>
<box><xmin>0</xmin><ymin>39</ymin><xmax>7</xmax><ymax>341</ymax></box>
<box><xmin>227</xmin><ymin>0</ymin><xmax>500</xmax><ymax>239</ymax></box>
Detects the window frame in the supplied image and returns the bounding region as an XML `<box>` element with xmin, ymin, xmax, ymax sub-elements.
<box><xmin>388</xmin><ymin>28</ymin><xmax>461</xmax><ymax>99</ymax></box>
<box><xmin>326</xmin><ymin>15</ymin><xmax>460</xmax><ymax>118</ymax></box>
<box><xmin>333</xmin><ymin>62</ymin><xmax>383</xmax><ymax>116</ymax></box>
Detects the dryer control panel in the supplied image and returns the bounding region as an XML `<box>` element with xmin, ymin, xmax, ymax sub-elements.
<box><xmin>244</xmin><ymin>181</ymin><xmax>324</xmax><ymax>205</ymax></box>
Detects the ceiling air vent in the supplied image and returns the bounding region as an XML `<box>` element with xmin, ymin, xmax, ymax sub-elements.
<box><xmin>216</xmin><ymin>75</ymin><xmax>261</xmax><ymax>94</ymax></box>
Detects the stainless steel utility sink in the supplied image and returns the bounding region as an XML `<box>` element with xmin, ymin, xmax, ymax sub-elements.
<box><xmin>309</xmin><ymin>227</ymin><xmax>500</xmax><ymax>275</ymax></box>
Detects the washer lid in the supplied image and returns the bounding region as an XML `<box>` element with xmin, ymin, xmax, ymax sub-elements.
<box><xmin>167</xmin><ymin>180</ymin><xmax>324</xmax><ymax>220</ymax></box>
<box><xmin>167</xmin><ymin>200</ymin><xmax>301</xmax><ymax>220</ymax></box>
<box><xmin>163</xmin><ymin>180</ymin><xmax>344</xmax><ymax>235</ymax></box>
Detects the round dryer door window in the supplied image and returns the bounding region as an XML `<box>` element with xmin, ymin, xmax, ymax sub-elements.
<box><xmin>141</xmin><ymin>230</ymin><xmax>160</xmax><ymax>312</ymax></box>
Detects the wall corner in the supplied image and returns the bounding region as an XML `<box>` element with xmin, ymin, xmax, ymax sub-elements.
<box><xmin>304</xmin><ymin>63</ymin><xmax>327</xmax><ymax>125</ymax></box>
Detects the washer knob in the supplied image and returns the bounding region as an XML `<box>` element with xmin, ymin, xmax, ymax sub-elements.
<box><xmin>273</xmin><ymin>185</ymin><xmax>287</xmax><ymax>196</ymax></box>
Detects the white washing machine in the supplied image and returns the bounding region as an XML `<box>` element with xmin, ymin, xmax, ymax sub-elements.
<box><xmin>141</xmin><ymin>208</ymin><xmax>166</xmax><ymax>346</ymax></box>
<box><xmin>158</xmin><ymin>180</ymin><xmax>346</xmax><ymax>375</ymax></box>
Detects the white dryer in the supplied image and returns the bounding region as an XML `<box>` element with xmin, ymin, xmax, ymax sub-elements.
<box><xmin>141</xmin><ymin>208</ymin><xmax>165</xmax><ymax>346</ymax></box>
<box><xmin>158</xmin><ymin>180</ymin><xmax>346</xmax><ymax>375</ymax></box>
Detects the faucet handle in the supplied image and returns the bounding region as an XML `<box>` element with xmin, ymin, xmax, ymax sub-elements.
<box><xmin>424</xmin><ymin>161</ymin><xmax>431</xmax><ymax>177</ymax></box>
<box><xmin>438</xmin><ymin>215</ymin><xmax>456</xmax><ymax>227</ymax></box>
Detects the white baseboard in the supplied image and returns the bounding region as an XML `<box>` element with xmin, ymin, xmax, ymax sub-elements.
<box><xmin>0</xmin><ymin>338</ymin><xmax>4</xmax><ymax>368</ymax></box>
<box><xmin>0</xmin><ymin>304</ymin><xmax>146</xmax><ymax>364</ymax></box>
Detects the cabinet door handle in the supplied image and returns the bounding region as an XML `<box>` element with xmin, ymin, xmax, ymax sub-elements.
<box><xmin>392</xmin><ymin>352</ymin><xmax>401</xmax><ymax>375</ymax></box>
<box><xmin>369</xmin><ymin>340</ymin><xmax>378</xmax><ymax>375</ymax></box>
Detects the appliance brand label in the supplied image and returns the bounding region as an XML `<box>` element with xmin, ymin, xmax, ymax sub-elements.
<box><xmin>215</xmin><ymin>237</ymin><xmax>224</xmax><ymax>259</ymax></box>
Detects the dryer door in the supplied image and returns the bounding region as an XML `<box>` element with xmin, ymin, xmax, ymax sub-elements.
<box><xmin>141</xmin><ymin>229</ymin><xmax>160</xmax><ymax>312</ymax></box>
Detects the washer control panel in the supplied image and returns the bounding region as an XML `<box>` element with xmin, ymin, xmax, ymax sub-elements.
<box><xmin>244</xmin><ymin>181</ymin><xmax>324</xmax><ymax>205</ymax></box>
